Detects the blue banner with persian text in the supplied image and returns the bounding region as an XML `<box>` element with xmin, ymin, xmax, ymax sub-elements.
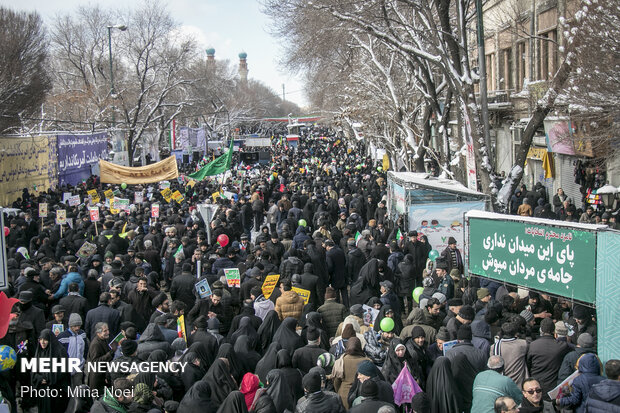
<box><xmin>57</xmin><ymin>133</ymin><xmax>109</xmax><ymax>186</ymax></box>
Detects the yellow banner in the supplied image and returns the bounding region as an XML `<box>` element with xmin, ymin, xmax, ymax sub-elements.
<box><xmin>262</xmin><ymin>274</ymin><xmax>280</xmax><ymax>299</ymax></box>
<box><xmin>161</xmin><ymin>188</ymin><xmax>172</xmax><ymax>203</ymax></box>
<box><xmin>292</xmin><ymin>286</ymin><xmax>311</xmax><ymax>305</ymax></box>
<box><xmin>109</xmin><ymin>199</ymin><xmax>119</xmax><ymax>215</ymax></box>
<box><xmin>0</xmin><ymin>135</ymin><xmax>57</xmax><ymax>206</ymax></box>
<box><xmin>382</xmin><ymin>154</ymin><xmax>390</xmax><ymax>171</ymax></box>
<box><xmin>172</xmin><ymin>190</ymin><xmax>184</xmax><ymax>204</ymax></box>
<box><xmin>99</xmin><ymin>156</ymin><xmax>179</xmax><ymax>184</ymax></box>
<box><xmin>104</xmin><ymin>189</ymin><xmax>114</xmax><ymax>200</ymax></box>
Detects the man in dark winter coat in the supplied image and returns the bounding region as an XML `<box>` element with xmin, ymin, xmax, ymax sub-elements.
<box><xmin>16</xmin><ymin>290</ymin><xmax>45</xmax><ymax>338</ymax></box>
<box><xmin>59</xmin><ymin>282</ymin><xmax>89</xmax><ymax>320</ymax></box>
<box><xmin>347</xmin><ymin>361</ymin><xmax>394</xmax><ymax>407</ymax></box>
<box><xmin>317</xmin><ymin>287</ymin><xmax>348</xmax><ymax>339</ymax></box>
<box><xmin>292</xmin><ymin>327</ymin><xmax>325</xmax><ymax>374</ymax></box>
<box><xmin>298</xmin><ymin>371</ymin><xmax>345</xmax><ymax>413</ymax></box>
<box><xmin>584</xmin><ymin>359</ymin><xmax>620</xmax><ymax>413</ymax></box>
<box><xmin>445</xmin><ymin>324</ymin><xmax>488</xmax><ymax>372</ymax></box>
<box><xmin>126</xmin><ymin>277</ymin><xmax>157</xmax><ymax>331</ymax></box>
<box><xmin>86</xmin><ymin>322</ymin><xmax>116</xmax><ymax>392</ymax></box>
<box><xmin>300</xmin><ymin>263</ymin><xmax>322</xmax><ymax>308</ymax></box>
<box><xmin>84</xmin><ymin>292</ymin><xmax>121</xmax><ymax>340</ymax></box>
<box><xmin>170</xmin><ymin>263</ymin><xmax>197</xmax><ymax>310</ymax></box>
<box><xmin>527</xmin><ymin>318</ymin><xmax>570</xmax><ymax>399</ymax></box>
<box><xmin>349</xmin><ymin>380</ymin><xmax>392</xmax><ymax>412</ymax></box>
<box><xmin>346</xmin><ymin>239</ymin><xmax>367</xmax><ymax>285</ymax></box>
<box><xmin>325</xmin><ymin>240</ymin><xmax>348</xmax><ymax>307</ymax></box>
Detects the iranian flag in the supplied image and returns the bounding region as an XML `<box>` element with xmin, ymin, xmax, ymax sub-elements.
<box><xmin>397</xmin><ymin>229</ymin><xmax>403</xmax><ymax>242</ymax></box>
<box><xmin>354</xmin><ymin>231</ymin><xmax>361</xmax><ymax>245</ymax></box>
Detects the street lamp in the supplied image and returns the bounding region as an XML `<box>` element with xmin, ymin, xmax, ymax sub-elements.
<box><xmin>107</xmin><ymin>24</ymin><xmax>127</xmax><ymax>125</ymax></box>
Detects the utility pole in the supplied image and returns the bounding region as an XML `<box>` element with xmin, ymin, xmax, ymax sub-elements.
<box><xmin>107</xmin><ymin>24</ymin><xmax>127</xmax><ymax>126</ymax></box>
<box><xmin>475</xmin><ymin>0</ymin><xmax>493</xmax><ymax>165</ymax></box>
<box><xmin>282</xmin><ymin>84</ymin><xmax>285</xmax><ymax>102</ymax></box>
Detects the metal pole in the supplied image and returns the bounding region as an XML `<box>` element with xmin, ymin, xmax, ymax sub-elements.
<box><xmin>108</xmin><ymin>26</ymin><xmax>115</xmax><ymax>126</ymax></box>
<box><xmin>476</xmin><ymin>0</ymin><xmax>493</xmax><ymax>165</ymax></box>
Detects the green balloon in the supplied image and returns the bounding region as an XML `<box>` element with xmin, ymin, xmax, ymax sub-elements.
<box><xmin>380</xmin><ymin>317</ymin><xmax>395</xmax><ymax>332</ymax></box>
<box><xmin>412</xmin><ymin>287</ymin><xmax>424</xmax><ymax>303</ymax></box>
<box><xmin>428</xmin><ymin>249</ymin><xmax>440</xmax><ymax>261</ymax></box>
<box><xmin>298</xmin><ymin>219</ymin><xmax>307</xmax><ymax>227</ymax></box>
<box><xmin>121</xmin><ymin>183</ymin><xmax>127</xmax><ymax>189</ymax></box>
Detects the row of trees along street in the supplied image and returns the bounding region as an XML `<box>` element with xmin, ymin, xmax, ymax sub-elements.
<box><xmin>1</xmin><ymin>0</ymin><xmax>618</xmax><ymax>210</ymax></box>
<box><xmin>262</xmin><ymin>0</ymin><xmax>619</xmax><ymax>210</ymax></box>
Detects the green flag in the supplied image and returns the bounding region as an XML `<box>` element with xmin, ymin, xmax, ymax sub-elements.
<box><xmin>187</xmin><ymin>139</ymin><xmax>234</xmax><ymax>181</ymax></box>
<box><xmin>396</xmin><ymin>229</ymin><xmax>403</xmax><ymax>242</ymax></box>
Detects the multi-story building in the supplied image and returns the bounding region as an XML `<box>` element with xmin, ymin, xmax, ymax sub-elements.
<box><xmin>473</xmin><ymin>0</ymin><xmax>617</xmax><ymax>210</ymax></box>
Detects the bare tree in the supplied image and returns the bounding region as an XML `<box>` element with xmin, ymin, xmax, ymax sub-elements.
<box><xmin>0</xmin><ymin>7</ymin><xmax>51</xmax><ymax>132</ymax></box>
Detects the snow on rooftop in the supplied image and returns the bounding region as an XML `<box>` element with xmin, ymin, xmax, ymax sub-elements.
<box><xmin>388</xmin><ymin>171</ymin><xmax>486</xmax><ymax>196</ymax></box>
<box><xmin>466</xmin><ymin>210</ymin><xmax>609</xmax><ymax>230</ymax></box>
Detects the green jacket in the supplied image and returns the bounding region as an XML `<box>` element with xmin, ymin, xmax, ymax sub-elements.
<box><xmin>471</xmin><ymin>370</ymin><xmax>523</xmax><ymax>413</ymax></box>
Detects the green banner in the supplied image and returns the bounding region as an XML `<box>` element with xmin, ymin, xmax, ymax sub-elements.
<box><xmin>468</xmin><ymin>217</ymin><xmax>596</xmax><ymax>303</ymax></box>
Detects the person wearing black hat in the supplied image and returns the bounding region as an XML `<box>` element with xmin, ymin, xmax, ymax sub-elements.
<box><xmin>297</xmin><ymin>370</ymin><xmax>344</xmax><ymax>412</ymax></box>
<box><xmin>440</xmin><ymin>236</ymin><xmax>464</xmax><ymax>275</ymax></box>
<box><xmin>379</xmin><ymin>280</ymin><xmax>401</xmax><ymax>318</ymax></box>
<box><xmin>292</xmin><ymin>326</ymin><xmax>326</xmax><ymax>375</ymax></box>
<box><xmin>349</xmin><ymin>379</ymin><xmax>392</xmax><ymax>412</ymax></box>
<box><xmin>526</xmin><ymin>318</ymin><xmax>571</xmax><ymax>398</ymax></box>
<box><xmin>45</xmin><ymin>304</ymin><xmax>68</xmax><ymax>331</ymax></box>
<box><xmin>107</xmin><ymin>339</ymin><xmax>139</xmax><ymax>382</ymax></box>
<box><xmin>446</xmin><ymin>304</ymin><xmax>475</xmax><ymax>341</ymax></box>
<box><xmin>149</xmin><ymin>292</ymin><xmax>170</xmax><ymax>323</ymax></box>
<box><xmin>266</xmin><ymin>233</ymin><xmax>285</xmax><ymax>266</ymax></box>
<box><xmin>569</xmin><ymin>304</ymin><xmax>597</xmax><ymax>348</ymax></box>
<box><xmin>17</xmin><ymin>290</ymin><xmax>46</xmax><ymax>337</ymax></box>
<box><xmin>445</xmin><ymin>324</ymin><xmax>487</xmax><ymax>372</ymax></box>
<box><xmin>16</xmin><ymin>267</ymin><xmax>49</xmax><ymax>310</ymax></box>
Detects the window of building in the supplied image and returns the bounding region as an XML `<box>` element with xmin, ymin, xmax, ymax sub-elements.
<box><xmin>486</xmin><ymin>53</ymin><xmax>496</xmax><ymax>91</ymax></box>
<box><xmin>500</xmin><ymin>48</ymin><xmax>513</xmax><ymax>90</ymax></box>
<box><xmin>539</xmin><ymin>29</ymin><xmax>558</xmax><ymax>80</ymax></box>
<box><xmin>515</xmin><ymin>42</ymin><xmax>527</xmax><ymax>91</ymax></box>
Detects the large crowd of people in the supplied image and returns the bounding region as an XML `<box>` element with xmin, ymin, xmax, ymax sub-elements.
<box><xmin>1</xmin><ymin>132</ymin><xmax>618</xmax><ymax>413</ymax></box>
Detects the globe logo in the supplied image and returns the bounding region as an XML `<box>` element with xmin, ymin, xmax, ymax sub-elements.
<box><xmin>0</xmin><ymin>345</ymin><xmax>16</xmax><ymax>371</ymax></box>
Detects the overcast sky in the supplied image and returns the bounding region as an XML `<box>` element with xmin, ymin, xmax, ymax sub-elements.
<box><xmin>1</xmin><ymin>0</ymin><xmax>308</xmax><ymax>108</ymax></box>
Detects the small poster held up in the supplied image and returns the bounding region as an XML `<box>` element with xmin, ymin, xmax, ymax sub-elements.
<box><xmin>68</xmin><ymin>195</ymin><xmax>81</xmax><ymax>207</ymax></box>
<box><xmin>108</xmin><ymin>332</ymin><xmax>125</xmax><ymax>350</ymax></box>
<box><xmin>52</xmin><ymin>324</ymin><xmax>64</xmax><ymax>336</ymax></box>
<box><xmin>56</xmin><ymin>209</ymin><xmax>67</xmax><ymax>225</ymax></box>
<box><xmin>104</xmin><ymin>189</ymin><xmax>114</xmax><ymax>200</ymax></box>
<box><xmin>134</xmin><ymin>192</ymin><xmax>144</xmax><ymax>204</ymax></box>
<box><xmin>442</xmin><ymin>340</ymin><xmax>459</xmax><ymax>356</ymax></box>
<box><xmin>151</xmin><ymin>204</ymin><xmax>160</xmax><ymax>218</ymax></box>
<box><xmin>224</xmin><ymin>268</ymin><xmax>241</xmax><ymax>288</ymax></box>
<box><xmin>39</xmin><ymin>203</ymin><xmax>48</xmax><ymax>218</ymax></box>
<box><xmin>89</xmin><ymin>207</ymin><xmax>100</xmax><ymax>222</ymax></box>
<box><xmin>362</xmin><ymin>304</ymin><xmax>380</xmax><ymax>327</ymax></box>
<box><xmin>87</xmin><ymin>189</ymin><xmax>100</xmax><ymax>204</ymax></box>
<box><xmin>261</xmin><ymin>274</ymin><xmax>280</xmax><ymax>299</ymax></box>
<box><xmin>76</xmin><ymin>241</ymin><xmax>97</xmax><ymax>260</ymax></box>
<box><xmin>195</xmin><ymin>279</ymin><xmax>213</xmax><ymax>299</ymax></box>
<box><xmin>115</xmin><ymin>198</ymin><xmax>130</xmax><ymax>212</ymax></box>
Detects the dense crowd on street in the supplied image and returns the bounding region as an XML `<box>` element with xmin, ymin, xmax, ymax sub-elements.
<box><xmin>1</xmin><ymin>132</ymin><xmax>619</xmax><ymax>413</ymax></box>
